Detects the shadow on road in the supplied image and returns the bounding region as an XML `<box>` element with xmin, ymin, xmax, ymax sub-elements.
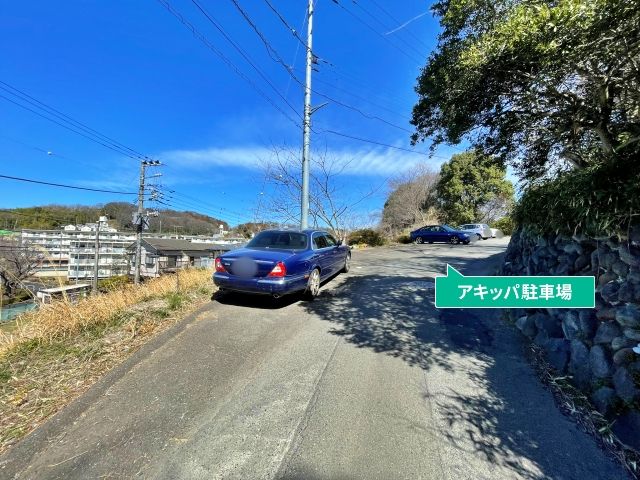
<box><xmin>212</xmin><ymin>273</ymin><xmax>344</xmax><ymax>310</ymax></box>
<box><xmin>212</xmin><ymin>290</ymin><xmax>301</xmax><ymax>310</ymax></box>
<box><xmin>302</xmin><ymin>251</ymin><xmax>621</xmax><ymax>480</ymax></box>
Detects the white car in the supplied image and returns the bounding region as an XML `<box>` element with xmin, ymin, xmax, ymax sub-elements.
<box><xmin>458</xmin><ymin>223</ymin><xmax>492</xmax><ymax>240</ymax></box>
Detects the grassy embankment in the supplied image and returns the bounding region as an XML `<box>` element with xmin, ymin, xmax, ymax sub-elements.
<box><xmin>0</xmin><ymin>268</ymin><xmax>215</xmax><ymax>455</ymax></box>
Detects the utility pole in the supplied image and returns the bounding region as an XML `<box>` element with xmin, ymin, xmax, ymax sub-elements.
<box><xmin>134</xmin><ymin>160</ymin><xmax>162</xmax><ymax>284</ymax></box>
<box><xmin>92</xmin><ymin>218</ymin><xmax>101</xmax><ymax>294</ymax></box>
<box><xmin>301</xmin><ymin>0</ymin><xmax>314</xmax><ymax>229</ymax></box>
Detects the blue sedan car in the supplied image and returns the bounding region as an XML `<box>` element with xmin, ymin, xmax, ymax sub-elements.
<box><xmin>409</xmin><ymin>224</ymin><xmax>471</xmax><ymax>245</ymax></box>
<box><xmin>213</xmin><ymin>229</ymin><xmax>351</xmax><ymax>299</ymax></box>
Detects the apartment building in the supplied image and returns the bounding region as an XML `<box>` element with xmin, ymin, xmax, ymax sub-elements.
<box><xmin>21</xmin><ymin>218</ymin><xmax>136</xmax><ymax>280</ymax></box>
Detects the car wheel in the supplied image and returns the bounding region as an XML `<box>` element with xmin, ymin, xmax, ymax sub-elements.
<box><xmin>415</xmin><ymin>236</ymin><xmax>424</xmax><ymax>244</ymax></box>
<box><xmin>482</xmin><ymin>236</ymin><xmax>488</xmax><ymax>240</ymax></box>
<box><xmin>476</xmin><ymin>233</ymin><xmax>482</xmax><ymax>240</ymax></box>
<box><xmin>304</xmin><ymin>268</ymin><xmax>321</xmax><ymax>300</ymax></box>
<box><xmin>342</xmin><ymin>253</ymin><xmax>351</xmax><ymax>273</ymax></box>
<box><xmin>450</xmin><ymin>236</ymin><xmax>460</xmax><ymax>245</ymax></box>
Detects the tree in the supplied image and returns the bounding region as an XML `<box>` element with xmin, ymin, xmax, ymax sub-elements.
<box><xmin>411</xmin><ymin>0</ymin><xmax>640</xmax><ymax>182</ymax></box>
<box><xmin>231</xmin><ymin>222</ymin><xmax>278</xmax><ymax>238</ymax></box>
<box><xmin>380</xmin><ymin>164</ymin><xmax>440</xmax><ymax>236</ymax></box>
<box><xmin>436</xmin><ymin>151</ymin><xmax>514</xmax><ymax>226</ymax></box>
<box><xmin>0</xmin><ymin>239</ymin><xmax>40</xmax><ymax>298</ymax></box>
<box><xmin>258</xmin><ymin>146</ymin><xmax>378</xmax><ymax>240</ymax></box>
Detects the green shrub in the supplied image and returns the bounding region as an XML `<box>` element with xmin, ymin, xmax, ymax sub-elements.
<box><xmin>514</xmin><ymin>158</ymin><xmax>640</xmax><ymax>236</ymax></box>
<box><xmin>396</xmin><ymin>234</ymin><xmax>413</xmax><ymax>244</ymax></box>
<box><xmin>165</xmin><ymin>292</ymin><xmax>185</xmax><ymax>310</ymax></box>
<box><xmin>491</xmin><ymin>217</ymin><xmax>515</xmax><ymax>236</ymax></box>
<box><xmin>348</xmin><ymin>229</ymin><xmax>385</xmax><ymax>247</ymax></box>
<box><xmin>98</xmin><ymin>275</ymin><xmax>130</xmax><ymax>292</ymax></box>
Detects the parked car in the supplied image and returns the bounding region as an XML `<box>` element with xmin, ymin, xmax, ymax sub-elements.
<box><xmin>409</xmin><ymin>225</ymin><xmax>471</xmax><ymax>245</ymax></box>
<box><xmin>212</xmin><ymin>229</ymin><xmax>350</xmax><ymax>299</ymax></box>
<box><xmin>458</xmin><ymin>223</ymin><xmax>493</xmax><ymax>240</ymax></box>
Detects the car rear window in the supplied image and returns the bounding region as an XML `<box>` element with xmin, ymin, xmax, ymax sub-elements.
<box><xmin>246</xmin><ymin>231</ymin><xmax>308</xmax><ymax>250</ymax></box>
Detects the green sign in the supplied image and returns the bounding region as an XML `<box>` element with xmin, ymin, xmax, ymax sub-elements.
<box><xmin>435</xmin><ymin>265</ymin><xmax>595</xmax><ymax>309</ymax></box>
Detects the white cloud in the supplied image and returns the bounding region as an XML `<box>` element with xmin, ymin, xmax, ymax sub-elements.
<box><xmin>158</xmin><ymin>144</ymin><xmax>452</xmax><ymax>176</ymax></box>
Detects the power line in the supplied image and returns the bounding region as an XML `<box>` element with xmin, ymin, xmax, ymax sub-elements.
<box><xmin>190</xmin><ymin>0</ymin><xmax>302</xmax><ymax>121</ymax></box>
<box><xmin>307</xmin><ymin>75</ymin><xmax>411</xmax><ymax>121</ymax></box>
<box><xmin>0</xmin><ymin>93</ymin><xmax>146</xmax><ymax>162</ymax></box>
<box><xmin>352</xmin><ymin>1</ymin><xmax>428</xmax><ymax>59</ymax></box>
<box><xmin>0</xmin><ymin>134</ymin><xmax>136</xmax><ymax>180</ymax></box>
<box><xmin>227</xmin><ymin>0</ymin><xmax>413</xmax><ymax>134</ymax></box>
<box><xmin>317</xmin><ymin>129</ymin><xmax>448</xmax><ymax>158</ymax></box>
<box><xmin>154</xmin><ymin>197</ymin><xmax>243</xmax><ymax>226</ymax></box>
<box><xmin>0</xmin><ymin>174</ymin><xmax>139</xmax><ymax>194</ymax></box>
<box><xmin>369</xmin><ymin>0</ymin><xmax>431</xmax><ymax>52</ymax></box>
<box><xmin>319</xmin><ymin>66</ymin><xmax>409</xmax><ymax>109</ymax></box>
<box><xmin>0</xmin><ymin>81</ymin><xmax>152</xmax><ymax>162</ymax></box>
<box><xmin>262</xmin><ymin>0</ymin><xmax>309</xmax><ymax>51</ymax></box>
<box><xmin>156</xmin><ymin>0</ymin><xmax>301</xmax><ymax>128</ymax></box>
<box><xmin>329</xmin><ymin>0</ymin><xmax>423</xmax><ymax>64</ymax></box>
<box><xmin>155</xmin><ymin>187</ymin><xmax>251</xmax><ymax>223</ymax></box>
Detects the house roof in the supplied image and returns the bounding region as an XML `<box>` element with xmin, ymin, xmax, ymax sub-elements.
<box><xmin>137</xmin><ymin>238</ymin><xmax>238</xmax><ymax>256</ymax></box>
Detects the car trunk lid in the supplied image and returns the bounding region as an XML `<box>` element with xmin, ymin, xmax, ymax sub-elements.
<box><xmin>220</xmin><ymin>248</ymin><xmax>294</xmax><ymax>278</ymax></box>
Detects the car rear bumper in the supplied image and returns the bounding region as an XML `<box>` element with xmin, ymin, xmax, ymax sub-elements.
<box><xmin>213</xmin><ymin>272</ymin><xmax>308</xmax><ymax>296</ymax></box>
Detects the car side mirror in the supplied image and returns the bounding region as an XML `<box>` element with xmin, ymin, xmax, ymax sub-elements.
<box><xmin>336</xmin><ymin>239</ymin><xmax>343</xmax><ymax>246</ymax></box>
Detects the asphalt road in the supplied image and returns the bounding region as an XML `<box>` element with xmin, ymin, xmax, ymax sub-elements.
<box><xmin>0</xmin><ymin>239</ymin><xmax>626</xmax><ymax>479</ymax></box>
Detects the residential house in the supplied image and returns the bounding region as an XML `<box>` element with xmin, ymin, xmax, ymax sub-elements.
<box><xmin>131</xmin><ymin>238</ymin><xmax>238</xmax><ymax>278</ymax></box>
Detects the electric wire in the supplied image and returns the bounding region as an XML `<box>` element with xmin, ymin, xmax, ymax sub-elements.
<box><xmin>0</xmin><ymin>81</ymin><xmax>153</xmax><ymax>162</ymax></box>
<box><xmin>352</xmin><ymin>1</ymin><xmax>427</xmax><ymax>59</ymax></box>
<box><xmin>0</xmin><ymin>174</ymin><xmax>139</xmax><ymax>195</ymax></box>
<box><xmin>316</xmin><ymin>129</ymin><xmax>445</xmax><ymax>158</ymax></box>
<box><xmin>329</xmin><ymin>0</ymin><xmax>423</xmax><ymax>64</ymax></box>
<box><xmin>227</xmin><ymin>0</ymin><xmax>413</xmax><ymax>134</ymax></box>
<box><xmin>0</xmin><ymin>93</ymin><xmax>147</xmax><ymax>162</ymax></box>
<box><xmin>369</xmin><ymin>0</ymin><xmax>432</xmax><ymax>52</ymax></box>
<box><xmin>190</xmin><ymin>0</ymin><xmax>302</xmax><ymax>122</ymax></box>
<box><xmin>155</xmin><ymin>187</ymin><xmax>251</xmax><ymax>222</ymax></box>
<box><xmin>156</xmin><ymin>0</ymin><xmax>301</xmax><ymax>128</ymax></box>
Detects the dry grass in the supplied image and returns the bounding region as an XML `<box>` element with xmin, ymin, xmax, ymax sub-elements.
<box><xmin>0</xmin><ymin>268</ymin><xmax>212</xmax><ymax>352</ymax></box>
<box><xmin>0</xmin><ymin>268</ymin><xmax>214</xmax><ymax>455</ymax></box>
<box><xmin>529</xmin><ymin>344</ymin><xmax>640</xmax><ymax>479</ymax></box>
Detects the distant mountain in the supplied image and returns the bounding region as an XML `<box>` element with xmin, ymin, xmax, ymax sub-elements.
<box><xmin>0</xmin><ymin>202</ymin><xmax>230</xmax><ymax>235</ymax></box>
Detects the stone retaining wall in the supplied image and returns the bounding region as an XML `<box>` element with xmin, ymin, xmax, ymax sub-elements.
<box><xmin>502</xmin><ymin>226</ymin><xmax>640</xmax><ymax>448</ymax></box>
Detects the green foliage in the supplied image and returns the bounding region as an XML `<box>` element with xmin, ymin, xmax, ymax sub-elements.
<box><xmin>396</xmin><ymin>234</ymin><xmax>413</xmax><ymax>244</ymax></box>
<box><xmin>0</xmin><ymin>203</ymin><xmax>229</xmax><ymax>234</ymax></box>
<box><xmin>348</xmin><ymin>229</ymin><xmax>385</xmax><ymax>247</ymax></box>
<box><xmin>413</xmin><ymin>0</ymin><xmax>640</xmax><ymax>181</ymax></box>
<box><xmin>436</xmin><ymin>151</ymin><xmax>514</xmax><ymax>226</ymax></box>
<box><xmin>165</xmin><ymin>292</ymin><xmax>186</xmax><ymax>310</ymax></box>
<box><xmin>98</xmin><ymin>275</ymin><xmax>130</xmax><ymax>292</ymax></box>
<box><xmin>514</xmin><ymin>159</ymin><xmax>640</xmax><ymax>236</ymax></box>
<box><xmin>491</xmin><ymin>216</ymin><xmax>515</xmax><ymax>236</ymax></box>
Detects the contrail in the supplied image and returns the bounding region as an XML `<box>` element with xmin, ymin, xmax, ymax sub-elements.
<box><xmin>385</xmin><ymin>11</ymin><xmax>428</xmax><ymax>35</ymax></box>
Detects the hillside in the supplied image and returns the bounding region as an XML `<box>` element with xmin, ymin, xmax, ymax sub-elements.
<box><xmin>0</xmin><ymin>203</ymin><xmax>230</xmax><ymax>235</ymax></box>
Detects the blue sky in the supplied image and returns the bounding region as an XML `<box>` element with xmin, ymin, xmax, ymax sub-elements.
<box><xmin>0</xmin><ymin>0</ymin><xmax>458</xmax><ymax>227</ymax></box>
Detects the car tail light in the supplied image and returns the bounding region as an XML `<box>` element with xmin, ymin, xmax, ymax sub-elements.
<box><xmin>267</xmin><ymin>261</ymin><xmax>287</xmax><ymax>277</ymax></box>
<box><xmin>215</xmin><ymin>258</ymin><xmax>226</xmax><ymax>273</ymax></box>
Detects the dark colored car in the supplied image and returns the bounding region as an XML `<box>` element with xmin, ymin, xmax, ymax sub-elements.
<box><xmin>213</xmin><ymin>229</ymin><xmax>350</xmax><ymax>299</ymax></box>
<box><xmin>409</xmin><ymin>224</ymin><xmax>471</xmax><ymax>245</ymax></box>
